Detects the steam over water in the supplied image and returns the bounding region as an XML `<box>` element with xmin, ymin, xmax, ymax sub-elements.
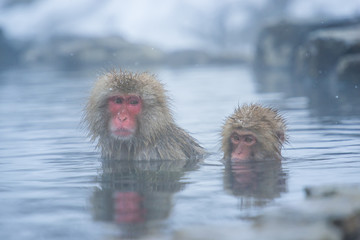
<box><xmin>1</xmin><ymin>66</ymin><xmax>360</xmax><ymax>239</ymax></box>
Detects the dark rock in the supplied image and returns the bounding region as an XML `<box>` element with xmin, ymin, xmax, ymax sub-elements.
<box><xmin>254</xmin><ymin>17</ymin><xmax>360</xmax><ymax>71</ymax></box>
<box><xmin>296</xmin><ymin>24</ymin><xmax>360</xmax><ymax>80</ymax></box>
<box><xmin>254</xmin><ymin>17</ymin><xmax>360</xmax><ymax>116</ymax></box>
<box><xmin>336</xmin><ymin>54</ymin><xmax>360</xmax><ymax>85</ymax></box>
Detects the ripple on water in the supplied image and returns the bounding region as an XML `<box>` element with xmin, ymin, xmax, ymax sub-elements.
<box><xmin>0</xmin><ymin>67</ymin><xmax>360</xmax><ymax>239</ymax></box>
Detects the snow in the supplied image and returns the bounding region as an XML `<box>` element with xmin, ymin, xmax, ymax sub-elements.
<box><xmin>0</xmin><ymin>0</ymin><xmax>359</xmax><ymax>50</ymax></box>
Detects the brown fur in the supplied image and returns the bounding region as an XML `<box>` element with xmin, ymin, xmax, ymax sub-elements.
<box><xmin>84</xmin><ymin>69</ymin><xmax>205</xmax><ymax>161</ymax></box>
<box><xmin>221</xmin><ymin>104</ymin><xmax>287</xmax><ymax>160</ymax></box>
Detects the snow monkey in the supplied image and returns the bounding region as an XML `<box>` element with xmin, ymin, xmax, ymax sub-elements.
<box><xmin>84</xmin><ymin>69</ymin><xmax>205</xmax><ymax>161</ymax></box>
<box><xmin>221</xmin><ymin>104</ymin><xmax>287</xmax><ymax>161</ymax></box>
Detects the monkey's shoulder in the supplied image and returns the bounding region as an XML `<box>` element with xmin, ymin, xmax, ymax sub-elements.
<box><xmin>151</xmin><ymin>125</ymin><xmax>205</xmax><ymax>160</ymax></box>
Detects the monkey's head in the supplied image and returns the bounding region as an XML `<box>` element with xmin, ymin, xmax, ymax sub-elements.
<box><xmin>221</xmin><ymin>104</ymin><xmax>287</xmax><ymax>161</ymax></box>
<box><xmin>85</xmin><ymin>70</ymin><xmax>172</xmax><ymax>145</ymax></box>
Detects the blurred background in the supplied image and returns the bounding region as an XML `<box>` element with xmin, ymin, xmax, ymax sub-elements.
<box><xmin>1</xmin><ymin>1</ymin><xmax>360</xmax><ymax>239</ymax></box>
<box><xmin>0</xmin><ymin>0</ymin><xmax>359</xmax><ymax>71</ymax></box>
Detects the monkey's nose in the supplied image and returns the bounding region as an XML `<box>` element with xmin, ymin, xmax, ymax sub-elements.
<box><xmin>117</xmin><ymin>113</ymin><xmax>127</xmax><ymax>122</ymax></box>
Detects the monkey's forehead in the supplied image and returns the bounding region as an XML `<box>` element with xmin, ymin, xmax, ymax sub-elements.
<box><xmin>224</xmin><ymin>116</ymin><xmax>279</xmax><ymax>136</ymax></box>
<box><xmin>96</xmin><ymin>72</ymin><xmax>165</xmax><ymax>95</ymax></box>
<box><xmin>232</xmin><ymin>107</ymin><xmax>285</xmax><ymax>127</ymax></box>
<box><xmin>231</xmin><ymin>129</ymin><xmax>256</xmax><ymax>136</ymax></box>
<box><xmin>226</xmin><ymin>122</ymin><xmax>263</xmax><ymax>132</ymax></box>
<box><xmin>234</xmin><ymin>104</ymin><xmax>280</xmax><ymax>118</ymax></box>
<box><xmin>89</xmin><ymin>72</ymin><xmax>169</xmax><ymax>110</ymax></box>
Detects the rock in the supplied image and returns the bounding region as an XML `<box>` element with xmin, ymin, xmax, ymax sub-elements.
<box><xmin>336</xmin><ymin>54</ymin><xmax>360</xmax><ymax>85</ymax></box>
<box><xmin>305</xmin><ymin>185</ymin><xmax>360</xmax><ymax>199</ymax></box>
<box><xmin>258</xmin><ymin>185</ymin><xmax>360</xmax><ymax>240</ymax></box>
<box><xmin>296</xmin><ymin>24</ymin><xmax>360</xmax><ymax>80</ymax></box>
<box><xmin>305</xmin><ymin>185</ymin><xmax>360</xmax><ymax>240</ymax></box>
<box><xmin>255</xmin><ymin>21</ymin><xmax>316</xmax><ymax>70</ymax></box>
<box><xmin>174</xmin><ymin>185</ymin><xmax>360</xmax><ymax>240</ymax></box>
<box><xmin>254</xmin><ymin>17</ymin><xmax>360</xmax><ymax>113</ymax></box>
<box><xmin>254</xmin><ymin>17</ymin><xmax>360</xmax><ymax>71</ymax></box>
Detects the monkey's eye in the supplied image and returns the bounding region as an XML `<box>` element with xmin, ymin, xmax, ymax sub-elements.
<box><xmin>129</xmin><ymin>99</ymin><xmax>139</xmax><ymax>105</ymax></box>
<box><xmin>232</xmin><ymin>134</ymin><xmax>240</xmax><ymax>141</ymax></box>
<box><xmin>115</xmin><ymin>97</ymin><xmax>123</xmax><ymax>104</ymax></box>
<box><xmin>128</xmin><ymin>96</ymin><xmax>140</xmax><ymax>105</ymax></box>
<box><xmin>244</xmin><ymin>135</ymin><xmax>255</xmax><ymax>143</ymax></box>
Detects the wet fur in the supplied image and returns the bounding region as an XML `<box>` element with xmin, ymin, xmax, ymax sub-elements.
<box><xmin>84</xmin><ymin>69</ymin><xmax>205</xmax><ymax>161</ymax></box>
<box><xmin>221</xmin><ymin>104</ymin><xmax>287</xmax><ymax>160</ymax></box>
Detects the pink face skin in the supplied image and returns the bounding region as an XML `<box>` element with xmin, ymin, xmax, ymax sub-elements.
<box><xmin>230</xmin><ymin>130</ymin><xmax>257</xmax><ymax>161</ymax></box>
<box><xmin>108</xmin><ymin>94</ymin><xmax>142</xmax><ymax>140</ymax></box>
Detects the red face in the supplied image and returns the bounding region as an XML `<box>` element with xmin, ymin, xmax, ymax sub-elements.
<box><xmin>230</xmin><ymin>130</ymin><xmax>257</xmax><ymax>161</ymax></box>
<box><xmin>108</xmin><ymin>94</ymin><xmax>142</xmax><ymax>140</ymax></box>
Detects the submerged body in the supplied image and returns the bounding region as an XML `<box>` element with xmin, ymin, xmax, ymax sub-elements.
<box><xmin>84</xmin><ymin>70</ymin><xmax>205</xmax><ymax>161</ymax></box>
<box><xmin>222</xmin><ymin>104</ymin><xmax>287</xmax><ymax>161</ymax></box>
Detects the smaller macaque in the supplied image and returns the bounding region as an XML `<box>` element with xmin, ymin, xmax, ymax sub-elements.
<box><xmin>84</xmin><ymin>69</ymin><xmax>205</xmax><ymax>161</ymax></box>
<box><xmin>221</xmin><ymin>104</ymin><xmax>287</xmax><ymax>161</ymax></box>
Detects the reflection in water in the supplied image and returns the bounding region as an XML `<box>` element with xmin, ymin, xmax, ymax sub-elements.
<box><xmin>92</xmin><ymin>159</ymin><xmax>199</xmax><ymax>238</ymax></box>
<box><xmin>223</xmin><ymin>160</ymin><xmax>287</xmax><ymax>211</ymax></box>
<box><xmin>1</xmin><ymin>67</ymin><xmax>359</xmax><ymax>240</ymax></box>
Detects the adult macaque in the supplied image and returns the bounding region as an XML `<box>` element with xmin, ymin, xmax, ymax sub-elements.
<box><xmin>84</xmin><ymin>69</ymin><xmax>205</xmax><ymax>161</ymax></box>
<box><xmin>221</xmin><ymin>104</ymin><xmax>287</xmax><ymax>161</ymax></box>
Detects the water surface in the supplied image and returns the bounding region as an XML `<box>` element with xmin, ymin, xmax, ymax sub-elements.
<box><xmin>1</xmin><ymin>66</ymin><xmax>360</xmax><ymax>239</ymax></box>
